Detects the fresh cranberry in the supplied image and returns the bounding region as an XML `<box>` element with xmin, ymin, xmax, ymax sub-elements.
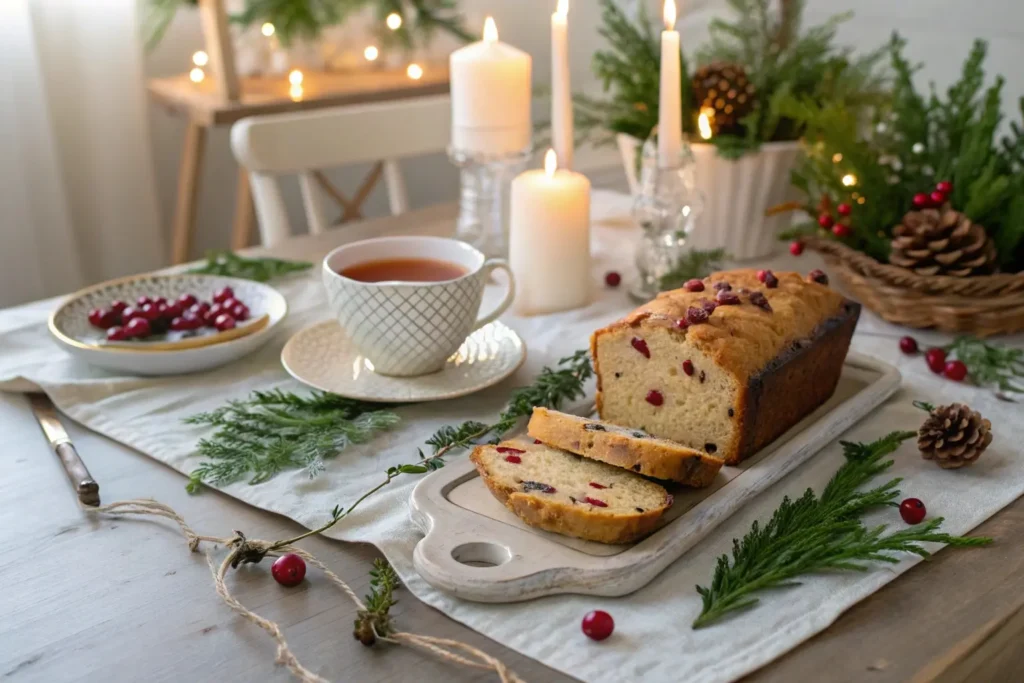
<box><xmin>936</xmin><ymin>180</ymin><xmax>953</xmax><ymax>194</ymax></box>
<box><xmin>789</xmin><ymin>241</ymin><xmax>804</xmax><ymax>256</ymax></box>
<box><xmin>136</xmin><ymin>295</ymin><xmax>153</xmax><ymax>307</ymax></box>
<box><xmin>944</xmin><ymin>360</ymin><xmax>968</xmax><ymax>382</ymax></box>
<box><xmin>87</xmin><ymin>308</ymin><xmax>103</xmax><ymax>327</ymax></box>
<box><xmin>837</xmin><ymin>203</ymin><xmax>852</xmax><ymax>216</ymax></box>
<box><xmin>178</xmin><ymin>293</ymin><xmax>198</xmax><ymax>308</ymax></box>
<box><xmin>189</xmin><ymin>302</ymin><xmax>211</xmax><ymax>318</ymax></box>
<box><xmin>930</xmin><ymin>190</ymin><xmax>947</xmax><ymax>206</ymax></box>
<box><xmin>214</xmin><ymin>314</ymin><xmax>237</xmax><ymax>332</ymax></box>
<box><xmin>683</xmin><ymin>279</ymin><xmax>705</xmax><ymax>292</ymax></box>
<box><xmin>604</xmin><ymin>271</ymin><xmax>622</xmax><ymax>288</ymax></box>
<box><xmin>682</xmin><ymin>360</ymin><xmax>694</xmax><ymax>376</ymax></box>
<box><xmin>213</xmin><ymin>286</ymin><xmax>234</xmax><ymax>304</ymax></box>
<box><xmin>581</xmin><ymin>610</ymin><xmax>614</xmax><ymax>641</ymax></box>
<box><xmin>763</xmin><ymin>271</ymin><xmax>779</xmax><ymax>288</ymax></box>
<box><xmin>125</xmin><ymin>317</ymin><xmax>152</xmax><ymax>338</ymax></box>
<box><xmin>504</xmin><ymin>455</ymin><xmax>522</xmax><ymax>464</ymax></box>
<box><xmin>271</xmin><ymin>553</ymin><xmax>306</xmax><ymax>587</ymax></box>
<box><xmin>139</xmin><ymin>303</ymin><xmax>161</xmax><ymax>321</ymax></box>
<box><xmin>109</xmin><ymin>300</ymin><xmax>128</xmax><ymax>315</ymax></box>
<box><xmin>817</xmin><ymin>214</ymin><xmax>834</xmax><ymax>229</ymax></box>
<box><xmin>106</xmin><ymin>326</ymin><xmax>128</xmax><ymax>341</ymax></box>
<box><xmin>584</xmin><ymin>497</ymin><xmax>608</xmax><ymax>508</ymax></box>
<box><xmin>686</xmin><ymin>306</ymin><xmax>709</xmax><ymax>325</ymax></box>
<box><xmin>153</xmin><ymin>297</ymin><xmax>168</xmax><ymax>308</ymax></box>
<box><xmin>925</xmin><ymin>348</ymin><xmax>947</xmax><ymax>374</ymax></box>
<box><xmin>589</xmin><ymin>482</ymin><xmax>607</xmax><ymax>489</ymax></box>
<box><xmin>716</xmin><ymin>290</ymin><xmax>740</xmax><ymax>305</ymax></box>
<box><xmin>204</xmin><ymin>303</ymin><xmax>225</xmax><ymax>325</ymax></box>
<box><xmin>88</xmin><ymin>308</ymin><xmax>118</xmax><ymax>329</ymax></box>
<box><xmin>645</xmin><ymin>390</ymin><xmax>664</xmax><ymax>406</ymax></box>
<box><xmin>756</xmin><ymin>269</ymin><xmax>769</xmax><ymax>283</ymax></box>
<box><xmin>496</xmin><ymin>446</ymin><xmax>525</xmax><ymax>455</ymax></box>
<box><xmin>899</xmin><ymin>336</ymin><xmax>918</xmax><ymax>354</ymax></box>
<box><xmin>120</xmin><ymin>306</ymin><xmax>139</xmax><ymax>322</ymax></box>
<box><xmin>221</xmin><ymin>297</ymin><xmax>240</xmax><ymax>311</ymax></box>
<box><xmin>912</xmin><ymin>193</ymin><xmax>930</xmax><ymax>209</ymax></box>
<box><xmin>832</xmin><ymin>224</ymin><xmax>851</xmax><ymax>238</ymax></box>
<box><xmin>675</xmin><ymin>318</ymin><xmax>689</xmax><ymax>330</ymax></box>
<box><xmin>164</xmin><ymin>301</ymin><xmax>184</xmax><ymax>319</ymax></box>
<box><xmin>807</xmin><ymin>269</ymin><xmax>829</xmax><ymax>285</ymax></box>
<box><xmin>170</xmin><ymin>316</ymin><xmax>191</xmax><ymax>331</ymax></box>
<box><xmin>899</xmin><ymin>498</ymin><xmax>926</xmax><ymax>525</ymax></box>
<box><xmin>700</xmin><ymin>299</ymin><xmax>717</xmax><ymax>314</ymax></box>
<box><xmin>631</xmin><ymin>337</ymin><xmax>650</xmax><ymax>359</ymax></box>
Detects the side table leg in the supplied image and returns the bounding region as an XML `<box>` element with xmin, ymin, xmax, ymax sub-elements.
<box><xmin>231</xmin><ymin>167</ymin><xmax>255</xmax><ymax>250</ymax></box>
<box><xmin>171</xmin><ymin>122</ymin><xmax>207</xmax><ymax>264</ymax></box>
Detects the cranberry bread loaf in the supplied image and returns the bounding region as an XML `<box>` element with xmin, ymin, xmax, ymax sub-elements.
<box><xmin>470</xmin><ymin>441</ymin><xmax>674</xmax><ymax>544</ymax></box>
<box><xmin>591</xmin><ymin>269</ymin><xmax>859</xmax><ymax>465</ymax></box>
<box><xmin>527</xmin><ymin>407</ymin><xmax>723</xmax><ymax>487</ymax></box>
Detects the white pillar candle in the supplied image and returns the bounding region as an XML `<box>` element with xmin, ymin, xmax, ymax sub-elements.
<box><xmin>510</xmin><ymin>150</ymin><xmax>591</xmax><ymax>315</ymax></box>
<box><xmin>551</xmin><ymin>0</ymin><xmax>573</xmax><ymax>170</ymax></box>
<box><xmin>658</xmin><ymin>0</ymin><xmax>682</xmax><ymax>168</ymax></box>
<box><xmin>450</xmin><ymin>18</ymin><xmax>532</xmax><ymax>156</ymax></box>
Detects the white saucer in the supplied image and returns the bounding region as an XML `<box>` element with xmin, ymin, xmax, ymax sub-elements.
<box><xmin>281</xmin><ymin>320</ymin><xmax>526</xmax><ymax>403</ymax></box>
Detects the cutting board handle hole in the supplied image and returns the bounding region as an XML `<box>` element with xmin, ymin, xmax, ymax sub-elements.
<box><xmin>451</xmin><ymin>542</ymin><xmax>512</xmax><ymax>568</ymax></box>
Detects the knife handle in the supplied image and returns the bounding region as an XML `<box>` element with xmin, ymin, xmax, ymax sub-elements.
<box><xmin>55</xmin><ymin>442</ymin><xmax>100</xmax><ymax>507</ymax></box>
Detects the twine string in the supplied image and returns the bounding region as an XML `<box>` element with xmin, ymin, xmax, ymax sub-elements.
<box><xmin>86</xmin><ymin>499</ymin><xmax>521</xmax><ymax>683</ymax></box>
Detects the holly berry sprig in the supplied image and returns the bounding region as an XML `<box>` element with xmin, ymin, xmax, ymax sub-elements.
<box><xmin>899</xmin><ymin>334</ymin><xmax>1023</xmax><ymax>394</ymax></box>
<box><xmin>912</xmin><ymin>180</ymin><xmax>954</xmax><ymax>210</ymax></box>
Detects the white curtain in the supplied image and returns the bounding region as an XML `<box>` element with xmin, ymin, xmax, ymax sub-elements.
<box><xmin>0</xmin><ymin>0</ymin><xmax>165</xmax><ymax>308</ymax></box>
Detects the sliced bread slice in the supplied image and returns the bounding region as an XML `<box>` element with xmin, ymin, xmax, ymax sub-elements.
<box><xmin>470</xmin><ymin>440</ymin><xmax>673</xmax><ymax>544</ymax></box>
<box><xmin>527</xmin><ymin>407</ymin><xmax>724</xmax><ymax>487</ymax></box>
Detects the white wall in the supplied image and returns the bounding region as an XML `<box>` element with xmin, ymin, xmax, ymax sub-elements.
<box><xmin>144</xmin><ymin>0</ymin><xmax>1024</xmax><ymax>258</ymax></box>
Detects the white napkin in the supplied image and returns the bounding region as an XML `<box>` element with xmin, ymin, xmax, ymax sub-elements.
<box><xmin>2</xmin><ymin>191</ymin><xmax>1021</xmax><ymax>683</ymax></box>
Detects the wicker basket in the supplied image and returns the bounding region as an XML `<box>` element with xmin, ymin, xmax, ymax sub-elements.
<box><xmin>805</xmin><ymin>236</ymin><xmax>1024</xmax><ymax>337</ymax></box>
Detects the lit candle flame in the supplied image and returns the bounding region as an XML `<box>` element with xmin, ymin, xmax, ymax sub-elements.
<box><xmin>556</xmin><ymin>0</ymin><xmax>569</xmax><ymax>20</ymax></box>
<box><xmin>698</xmin><ymin>109</ymin><xmax>713</xmax><ymax>140</ymax></box>
<box><xmin>545</xmin><ymin>149</ymin><xmax>558</xmax><ymax>177</ymax></box>
<box><xmin>407</xmin><ymin>63</ymin><xmax>423</xmax><ymax>80</ymax></box>
<box><xmin>483</xmin><ymin>17</ymin><xmax>498</xmax><ymax>43</ymax></box>
<box><xmin>192</xmin><ymin>51</ymin><xmax>208</xmax><ymax>67</ymax></box>
<box><xmin>288</xmin><ymin>69</ymin><xmax>303</xmax><ymax>86</ymax></box>
<box><xmin>663</xmin><ymin>0</ymin><xmax>677</xmax><ymax>29</ymax></box>
<box><xmin>842</xmin><ymin>174</ymin><xmax>857</xmax><ymax>187</ymax></box>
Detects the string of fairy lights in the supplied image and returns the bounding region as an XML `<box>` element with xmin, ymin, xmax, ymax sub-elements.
<box><xmin>188</xmin><ymin>12</ymin><xmax>425</xmax><ymax>99</ymax></box>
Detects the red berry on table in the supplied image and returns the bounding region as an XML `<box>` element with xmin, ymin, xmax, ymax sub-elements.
<box><xmin>899</xmin><ymin>498</ymin><xmax>926</xmax><ymax>525</ymax></box>
<box><xmin>88</xmin><ymin>308</ymin><xmax>108</xmax><ymax>329</ymax></box>
<box><xmin>120</xmin><ymin>306</ymin><xmax>139</xmax><ymax>322</ymax></box>
<box><xmin>231</xmin><ymin>303</ymin><xmax>250</xmax><ymax>321</ymax></box>
<box><xmin>139</xmin><ymin>303</ymin><xmax>161</xmax><ymax>321</ymax></box>
<box><xmin>944</xmin><ymin>360</ymin><xmax>968</xmax><ymax>382</ymax></box>
<box><xmin>106</xmin><ymin>326</ymin><xmax>128</xmax><ymax>341</ymax></box>
<box><xmin>213</xmin><ymin>286</ymin><xmax>234</xmax><ymax>304</ymax></box>
<box><xmin>936</xmin><ymin>180</ymin><xmax>953</xmax><ymax>194</ymax></box>
<box><xmin>789</xmin><ymin>241</ymin><xmax>804</xmax><ymax>256</ymax></box>
<box><xmin>189</xmin><ymin>302</ymin><xmax>211</xmax><ymax>318</ymax></box>
<box><xmin>214</xmin><ymin>314</ymin><xmax>237</xmax><ymax>332</ymax></box>
<box><xmin>683</xmin><ymin>279</ymin><xmax>705</xmax><ymax>292</ymax></box>
<box><xmin>153</xmin><ymin>297</ymin><xmax>168</xmax><ymax>308</ymax></box>
<box><xmin>832</xmin><ymin>224</ymin><xmax>851</xmax><ymax>238</ymax></box>
<box><xmin>899</xmin><ymin>336</ymin><xmax>919</xmax><ymax>354</ymax></box>
<box><xmin>912</xmin><ymin>193</ymin><xmax>930</xmax><ymax>209</ymax></box>
<box><xmin>837</xmin><ymin>203</ymin><xmax>852</xmax><ymax>216</ymax></box>
<box><xmin>817</xmin><ymin>214</ymin><xmax>834</xmax><ymax>229</ymax></box>
<box><xmin>930</xmin><ymin>190</ymin><xmax>947</xmax><ymax>206</ymax></box>
<box><xmin>170</xmin><ymin>316</ymin><xmax>191</xmax><ymax>332</ymax></box>
<box><xmin>221</xmin><ymin>297</ymin><xmax>240</xmax><ymax>311</ymax></box>
<box><xmin>125</xmin><ymin>317</ymin><xmax>152</xmax><ymax>338</ymax></box>
<box><xmin>271</xmin><ymin>553</ymin><xmax>306</xmax><ymax>587</ymax></box>
<box><xmin>164</xmin><ymin>301</ymin><xmax>184</xmax><ymax>319</ymax></box>
<box><xmin>109</xmin><ymin>300</ymin><xmax>128</xmax><ymax>315</ymax></box>
<box><xmin>925</xmin><ymin>348</ymin><xmax>947</xmax><ymax>374</ymax></box>
<box><xmin>604</xmin><ymin>271</ymin><xmax>622</xmax><ymax>288</ymax></box>
<box><xmin>178</xmin><ymin>293</ymin><xmax>198</xmax><ymax>308</ymax></box>
<box><xmin>204</xmin><ymin>303</ymin><xmax>225</xmax><ymax>326</ymax></box>
<box><xmin>581</xmin><ymin>610</ymin><xmax>614</xmax><ymax>641</ymax></box>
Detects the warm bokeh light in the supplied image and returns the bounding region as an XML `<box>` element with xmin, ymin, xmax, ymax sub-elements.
<box><xmin>832</xmin><ymin>153</ymin><xmax>843</xmax><ymax>163</ymax></box>
<box><xmin>288</xmin><ymin>69</ymin><xmax>303</xmax><ymax>86</ymax></box>
<box><xmin>261</xmin><ymin>23</ymin><xmax>275</xmax><ymax>37</ymax></box>
<box><xmin>192</xmin><ymin>51</ymin><xmax>208</xmax><ymax>67</ymax></box>
<box><xmin>289</xmin><ymin>84</ymin><xmax>303</xmax><ymax>101</ymax></box>
<box><xmin>386</xmin><ymin>12</ymin><xmax>402</xmax><ymax>30</ymax></box>
<box><xmin>842</xmin><ymin>174</ymin><xmax>857</xmax><ymax>187</ymax></box>
<box><xmin>556</xmin><ymin>0</ymin><xmax>569</xmax><ymax>19</ymax></box>
<box><xmin>545</xmin><ymin>149</ymin><xmax>558</xmax><ymax>177</ymax></box>
<box><xmin>189</xmin><ymin>67</ymin><xmax>205</xmax><ymax>83</ymax></box>
<box><xmin>698</xmin><ymin>109</ymin><xmax>713</xmax><ymax>140</ymax></box>
<box><xmin>364</xmin><ymin>45</ymin><xmax>379</xmax><ymax>61</ymax></box>
<box><xmin>406</xmin><ymin>63</ymin><xmax>423</xmax><ymax>80</ymax></box>
<box><xmin>663</xmin><ymin>0</ymin><xmax>677</xmax><ymax>29</ymax></box>
<box><xmin>483</xmin><ymin>17</ymin><xmax>498</xmax><ymax>43</ymax></box>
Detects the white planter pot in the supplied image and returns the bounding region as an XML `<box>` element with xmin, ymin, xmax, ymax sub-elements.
<box><xmin>617</xmin><ymin>134</ymin><xmax>802</xmax><ymax>261</ymax></box>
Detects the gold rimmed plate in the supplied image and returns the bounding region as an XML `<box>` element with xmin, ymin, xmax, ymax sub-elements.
<box><xmin>281</xmin><ymin>320</ymin><xmax>526</xmax><ymax>403</ymax></box>
<box><xmin>49</xmin><ymin>273</ymin><xmax>288</xmax><ymax>376</ymax></box>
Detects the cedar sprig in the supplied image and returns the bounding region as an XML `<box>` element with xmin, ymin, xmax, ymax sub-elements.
<box><xmin>658</xmin><ymin>248</ymin><xmax>728</xmax><ymax>292</ymax></box>
<box><xmin>944</xmin><ymin>336</ymin><xmax>1024</xmax><ymax>396</ymax></box>
<box><xmin>187</xmin><ymin>250</ymin><xmax>313</xmax><ymax>282</ymax></box>
<box><xmin>185</xmin><ymin>390</ymin><xmax>399</xmax><ymax>491</ymax></box>
<box><xmin>693</xmin><ymin>431</ymin><xmax>991</xmax><ymax>628</ymax></box>
<box><xmin>354</xmin><ymin>558</ymin><xmax>401</xmax><ymax>646</ymax></box>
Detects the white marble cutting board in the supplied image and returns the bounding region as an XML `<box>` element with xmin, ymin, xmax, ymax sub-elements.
<box><xmin>409</xmin><ymin>352</ymin><xmax>901</xmax><ymax>603</ymax></box>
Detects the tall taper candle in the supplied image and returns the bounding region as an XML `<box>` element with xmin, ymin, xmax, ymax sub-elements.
<box><xmin>657</xmin><ymin>0</ymin><xmax>682</xmax><ymax>168</ymax></box>
<box><xmin>551</xmin><ymin>0</ymin><xmax>573</xmax><ymax>169</ymax></box>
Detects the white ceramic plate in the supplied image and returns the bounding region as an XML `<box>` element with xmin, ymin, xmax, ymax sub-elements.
<box><xmin>281</xmin><ymin>320</ymin><xmax>526</xmax><ymax>403</ymax></box>
<box><xmin>49</xmin><ymin>273</ymin><xmax>288</xmax><ymax>376</ymax></box>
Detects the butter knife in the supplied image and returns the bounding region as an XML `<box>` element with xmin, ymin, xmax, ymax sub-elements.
<box><xmin>28</xmin><ymin>393</ymin><xmax>100</xmax><ymax>506</ymax></box>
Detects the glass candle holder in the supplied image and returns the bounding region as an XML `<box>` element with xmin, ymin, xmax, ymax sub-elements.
<box><xmin>448</xmin><ymin>146</ymin><xmax>532</xmax><ymax>259</ymax></box>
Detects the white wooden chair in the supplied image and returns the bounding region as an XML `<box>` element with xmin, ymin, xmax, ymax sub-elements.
<box><xmin>230</xmin><ymin>94</ymin><xmax>451</xmax><ymax>246</ymax></box>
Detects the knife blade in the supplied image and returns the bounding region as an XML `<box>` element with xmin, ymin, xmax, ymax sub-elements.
<box><xmin>28</xmin><ymin>393</ymin><xmax>100</xmax><ymax>506</ymax></box>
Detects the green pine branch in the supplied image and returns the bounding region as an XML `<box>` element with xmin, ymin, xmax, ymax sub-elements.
<box><xmin>187</xmin><ymin>251</ymin><xmax>312</xmax><ymax>282</ymax></box>
<box><xmin>693</xmin><ymin>431</ymin><xmax>991</xmax><ymax>628</ymax></box>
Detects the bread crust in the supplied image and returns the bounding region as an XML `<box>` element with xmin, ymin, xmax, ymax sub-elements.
<box><xmin>470</xmin><ymin>444</ymin><xmax>672</xmax><ymax>544</ymax></box>
<box><xmin>527</xmin><ymin>407</ymin><xmax>723</xmax><ymax>486</ymax></box>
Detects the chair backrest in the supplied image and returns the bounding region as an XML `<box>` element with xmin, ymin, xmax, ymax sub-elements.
<box><xmin>231</xmin><ymin>94</ymin><xmax>451</xmax><ymax>246</ymax></box>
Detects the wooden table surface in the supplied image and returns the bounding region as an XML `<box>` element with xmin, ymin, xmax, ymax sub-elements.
<box><xmin>2</xmin><ymin>204</ymin><xmax>1022</xmax><ymax>683</ymax></box>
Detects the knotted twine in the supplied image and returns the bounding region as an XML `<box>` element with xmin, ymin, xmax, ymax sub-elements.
<box><xmin>86</xmin><ymin>499</ymin><xmax>524</xmax><ymax>683</ymax></box>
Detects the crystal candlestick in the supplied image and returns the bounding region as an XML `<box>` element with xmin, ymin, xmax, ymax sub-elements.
<box><xmin>449</xmin><ymin>146</ymin><xmax>532</xmax><ymax>259</ymax></box>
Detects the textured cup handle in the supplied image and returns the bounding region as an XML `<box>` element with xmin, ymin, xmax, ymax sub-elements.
<box><xmin>472</xmin><ymin>259</ymin><xmax>516</xmax><ymax>332</ymax></box>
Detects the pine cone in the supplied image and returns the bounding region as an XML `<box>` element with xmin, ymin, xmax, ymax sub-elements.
<box><xmin>918</xmin><ymin>403</ymin><xmax>993</xmax><ymax>469</ymax></box>
<box><xmin>890</xmin><ymin>205</ymin><xmax>997</xmax><ymax>277</ymax></box>
<box><xmin>691</xmin><ymin>63</ymin><xmax>756</xmax><ymax>136</ymax></box>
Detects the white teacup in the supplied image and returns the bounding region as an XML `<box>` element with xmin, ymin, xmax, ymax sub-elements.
<box><xmin>323</xmin><ymin>236</ymin><xmax>516</xmax><ymax>376</ymax></box>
